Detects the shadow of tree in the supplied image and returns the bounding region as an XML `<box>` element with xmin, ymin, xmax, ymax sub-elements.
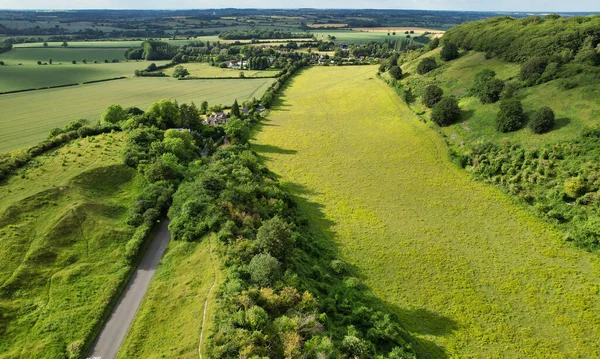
<box><xmin>252</xmin><ymin>143</ymin><xmax>297</xmax><ymax>155</ymax></box>
<box><xmin>270</xmin><ymin>177</ymin><xmax>456</xmax><ymax>358</ymax></box>
<box><xmin>251</xmin><ymin>67</ymin><xmax>457</xmax><ymax>357</ymax></box>
<box><xmin>553</xmin><ymin>117</ymin><xmax>570</xmax><ymax>131</ymax></box>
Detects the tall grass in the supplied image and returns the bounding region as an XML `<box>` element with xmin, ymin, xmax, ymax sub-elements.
<box><xmin>253</xmin><ymin>65</ymin><xmax>600</xmax><ymax>358</ymax></box>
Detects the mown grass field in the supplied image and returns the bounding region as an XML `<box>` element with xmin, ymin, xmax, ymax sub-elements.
<box><xmin>0</xmin><ymin>47</ymin><xmax>127</xmax><ymax>64</ymax></box>
<box><xmin>117</xmin><ymin>237</ymin><xmax>222</xmax><ymax>358</ymax></box>
<box><xmin>0</xmin><ymin>77</ymin><xmax>275</xmax><ymax>152</ymax></box>
<box><xmin>0</xmin><ymin>61</ymin><xmax>167</xmax><ymax>93</ymax></box>
<box><xmin>253</xmin><ymin>66</ymin><xmax>600</xmax><ymax>358</ymax></box>
<box><xmin>401</xmin><ymin>50</ymin><xmax>600</xmax><ymax>146</ymax></box>
<box><xmin>0</xmin><ymin>133</ymin><xmax>140</xmax><ymax>358</ymax></box>
<box><xmin>164</xmin><ymin>62</ymin><xmax>279</xmax><ymax>78</ymax></box>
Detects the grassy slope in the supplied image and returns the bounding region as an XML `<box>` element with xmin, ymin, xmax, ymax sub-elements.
<box><xmin>401</xmin><ymin>50</ymin><xmax>600</xmax><ymax>147</ymax></box>
<box><xmin>117</xmin><ymin>237</ymin><xmax>222</xmax><ymax>358</ymax></box>
<box><xmin>0</xmin><ymin>61</ymin><xmax>168</xmax><ymax>93</ymax></box>
<box><xmin>0</xmin><ymin>133</ymin><xmax>140</xmax><ymax>358</ymax></box>
<box><xmin>163</xmin><ymin>62</ymin><xmax>279</xmax><ymax>78</ymax></box>
<box><xmin>253</xmin><ymin>66</ymin><xmax>600</xmax><ymax>358</ymax></box>
<box><xmin>0</xmin><ymin>77</ymin><xmax>275</xmax><ymax>153</ymax></box>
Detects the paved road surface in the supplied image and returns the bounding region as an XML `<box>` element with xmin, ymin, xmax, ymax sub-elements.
<box><xmin>87</xmin><ymin>220</ymin><xmax>171</xmax><ymax>359</ymax></box>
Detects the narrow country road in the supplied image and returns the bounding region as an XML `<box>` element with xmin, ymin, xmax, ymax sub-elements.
<box><xmin>87</xmin><ymin>220</ymin><xmax>171</xmax><ymax>359</ymax></box>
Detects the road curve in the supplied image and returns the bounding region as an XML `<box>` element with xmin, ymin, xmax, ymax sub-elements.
<box><xmin>87</xmin><ymin>219</ymin><xmax>171</xmax><ymax>359</ymax></box>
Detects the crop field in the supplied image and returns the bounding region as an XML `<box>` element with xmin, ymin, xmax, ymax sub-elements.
<box><xmin>253</xmin><ymin>66</ymin><xmax>600</xmax><ymax>358</ymax></box>
<box><xmin>0</xmin><ymin>133</ymin><xmax>140</xmax><ymax>358</ymax></box>
<box><xmin>0</xmin><ymin>77</ymin><xmax>275</xmax><ymax>152</ymax></box>
<box><xmin>118</xmin><ymin>237</ymin><xmax>222</xmax><ymax>358</ymax></box>
<box><xmin>0</xmin><ymin>61</ymin><xmax>168</xmax><ymax>93</ymax></box>
<box><xmin>11</xmin><ymin>38</ymin><xmax>219</xmax><ymax>48</ymax></box>
<box><xmin>0</xmin><ymin>47</ymin><xmax>127</xmax><ymax>64</ymax></box>
<box><xmin>312</xmin><ymin>29</ymin><xmax>419</xmax><ymax>43</ymax></box>
<box><xmin>164</xmin><ymin>62</ymin><xmax>279</xmax><ymax>78</ymax></box>
<box><xmin>401</xmin><ymin>51</ymin><xmax>600</xmax><ymax>146</ymax></box>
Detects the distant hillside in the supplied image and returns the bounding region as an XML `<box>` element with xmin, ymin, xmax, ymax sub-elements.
<box><xmin>443</xmin><ymin>15</ymin><xmax>600</xmax><ymax>64</ymax></box>
<box><xmin>384</xmin><ymin>15</ymin><xmax>600</xmax><ymax>256</ymax></box>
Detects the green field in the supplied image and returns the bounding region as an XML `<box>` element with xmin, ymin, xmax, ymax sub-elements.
<box><xmin>253</xmin><ymin>66</ymin><xmax>600</xmax><ymax>357</ymax></box>
<box><xmin>0</xmin><ymin>47</ymin><xmax>128</xmax><ymax>64</ymax></box>
<box><xmin>401</xmin><ymin>50</ymin><xmax>600</xmax><ymax>146</ymax></box>
<box><xmin>117</xmin><ymin>237</ymin><xmax>222</xmax><ymax>358</ymax></box>
<box><xmin>313</xmin><ymin>29</ymin><xmax>421</xmax><ymax>43</ymax></box>
<box><xmin>0</xmin><ymin>61</ymin><xmax>167</xmax><ymax>93</ymax></box>
<box><xmin>164</xmin><ymin>62</ymin><xmax>279</xmax><ymax>78</ymax></box>
<box><xmin>0</xmin><ymin>133</ymin><xmax>140</xmax><ymax>358</ymax></box>
<box><xmin>0</xmin><ymin>77</ymin><xmax>275</xmax><ymax>152</ymax></box>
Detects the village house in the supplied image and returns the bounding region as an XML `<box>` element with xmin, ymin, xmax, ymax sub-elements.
<box><xmin>205</xmin><ymin>112</ymin><xmax>230</xmax><ymax>126</ymax></box>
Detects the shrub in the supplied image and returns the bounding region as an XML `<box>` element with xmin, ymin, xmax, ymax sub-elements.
<box><xmin>172</xmin><ymin>65</ymin><xmax>189</xmax><ymax>78</ymax></box>
<box><xmin>388</xmin><ymin>65</ymin><xmax>402</xmax><ymax>80</ymax></box>
<box><xmin>496</xmin><ymin>99</ymin><xmax>525</xmax><ymax>132</ymax></box>
<box><xmin>431</xmin><ymin>96</ymin><xmax>461</xmax><ymax>126</ymax></box>
<box><xmin>426</xmin><ymin>37</ymin><xmax>440</xmax><ymax>51</ymax></box>
<box><xmin>101</xmin><ymin>104</ymin><xmax>127</xmax><ymax>124</ymax></box>
<box><xmin>519</xmin><ymin>56</ymin><xmax>548</xmax><ymax>83</ymax></box>
<box><xmin>564</xmin><ymin>177</ymin><xmax>586</xmax><ymax>198</ymax></box>
<box><xmin>248</xmin><ymin>253</ymin><xmax>281</xmax><ymax>287</ymax></box>
<box><xmin>440</xmin><ymin>42</ymin><xmax>459</xmax><ymax>61</ymax></box>
<box><xmin>422</xmin><ymin>84</ymin><xmax>443</xmax><ymax>108</ymax></box>
<box><xmin>471</xmin><ymin>69</ymin><xmax>504</xmax><ymax>104</ymax></box>
<box><xmin>530</xmin><ymin>107</ymin><xmax>555</xmax><ymax>134</ymax></box>
<box><xmin>417</xmin><ymin>57</ymin><xmax>437</xmax><ymax>75</ymax></box>
<box><xmin>256</xmin><ymin>216</ymin><xmax>293</xmax><ymax>261</ymax></box>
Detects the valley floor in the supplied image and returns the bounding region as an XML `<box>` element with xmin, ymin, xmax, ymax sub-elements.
<box><xmin>253</xmin><ymin>66</ymin><xmax>600</xmax><ymax>358</ymax></box>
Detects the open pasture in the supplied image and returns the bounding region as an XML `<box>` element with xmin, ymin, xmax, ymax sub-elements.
<box><xmin>0</xmin><ymin>133</ymin><xmax>140</xmax><ymax>358</ymax></box>
<box><xmin>165</xmin><ymin>62</ymin><xmax>279</xmax><ymax>78</ymax></box>
<box><xmin>253</xmin><ymin>66</ymin><xmax>600</xmax><ymax>358</ymax></box>
<box><xmin>0</xmin><ymin>77</ymin><xmax>275</xmax><ymax>152</ymax></box>
<box><xmin>0</xmin><ymin>61</ymin><xmax>167</xmax><ymax>93</ymax></box>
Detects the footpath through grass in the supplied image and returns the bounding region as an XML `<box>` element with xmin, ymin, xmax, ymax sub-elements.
<box><xmin>253</xmin><ymin>66</ymin><xmax>600</xmax><ymax>358</ymax></box>
<box><xmin>0</xmin><ymin>133</ymin><xmax>140</xmax><ymax>358</ymax></box>
<box><xmin>117</xmin><ymin>237</ymin><xmax>222</xmax><ymax>359</ymax></box>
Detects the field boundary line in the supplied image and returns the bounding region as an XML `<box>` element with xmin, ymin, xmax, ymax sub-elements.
<box><xmin>198</xmin><ymin>236</ymin><xmax>217</xmax><ymax>359</ymax></box>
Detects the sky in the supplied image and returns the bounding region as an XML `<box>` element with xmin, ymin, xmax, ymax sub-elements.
<box><xmin>0</xmin><ymin>0</ymin><xmax>598</xmax><ymax>12</ymax></box>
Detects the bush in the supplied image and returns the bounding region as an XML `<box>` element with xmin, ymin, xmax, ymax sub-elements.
<box><xmin>471</xmin><ymin>69</ymin><xmax>504</xmax><ymax>104</ymax></box>
<box><xmin>248</xmin><ymin>253</ymin><xmax>281</xmax><ymax>287</ymax></box>
<box><xmin>172</xmin><ymin>65</ymin><xmax>189</xmax><ymax>79</ymax></box>
<box><xmin>519</xmin><ymin>56</ymin><xmax>548</xmax><ymax>83</ymax></box>
<box><xmin>426</xmin><ymin>37</ymin><xmax>440</xmax><ymax>51</ymax></box>
<box><xmin>431</xmin><ymin>96</ymin><xmax>461</xmax><ymax>126</ymax></box>
<box><xmin>496</xmin><ymin>99</ymin><xmax>525</xmax><ymax>132</ymax></box>
<box><xmin>256</xmin><ymin>216</ymin><xmax>294</xmax><ymax>261</ymax></box>
<box><xmin>417</xmin><ymin>57</ymin><xmax>437</xmax><ymax>75</ymax></box>
<box><xmin>440</xmin><ymin>42</ymin><xmax>459</xmax><ymax>61</ymax></box>
<box><xmin>422</xmin><ymin>84</ymin><xmax>443</xmax><ymax>108</ymax></box>
<box><xmin>388</xmin><ymin>65</ymin><xmax>402</xmax><ymax>80</ymax></box>
<box><xmin>101</xmin><ymin>104</ymin><xmax>127</xmax><ymax>124</ymax></box>
<box><xmin>530</xmin><ymin>107</ymin><xmax>555</xmax><ymax>134</ymax></box>
<box><xmin>564</xmin><ymin>177</ymin><xmax>586</xmax><ymax>198</ymax></box>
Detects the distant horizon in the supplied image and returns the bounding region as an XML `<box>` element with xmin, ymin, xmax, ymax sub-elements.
<box><xmin>0</xmin><ymin>0</ymin><xmax>598</xmax><ymax>13</ymax></box>
<box><xmin>1</xmin><ymin>8</ymin><xmax>599</xmax><ymax>13</ymax></box>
